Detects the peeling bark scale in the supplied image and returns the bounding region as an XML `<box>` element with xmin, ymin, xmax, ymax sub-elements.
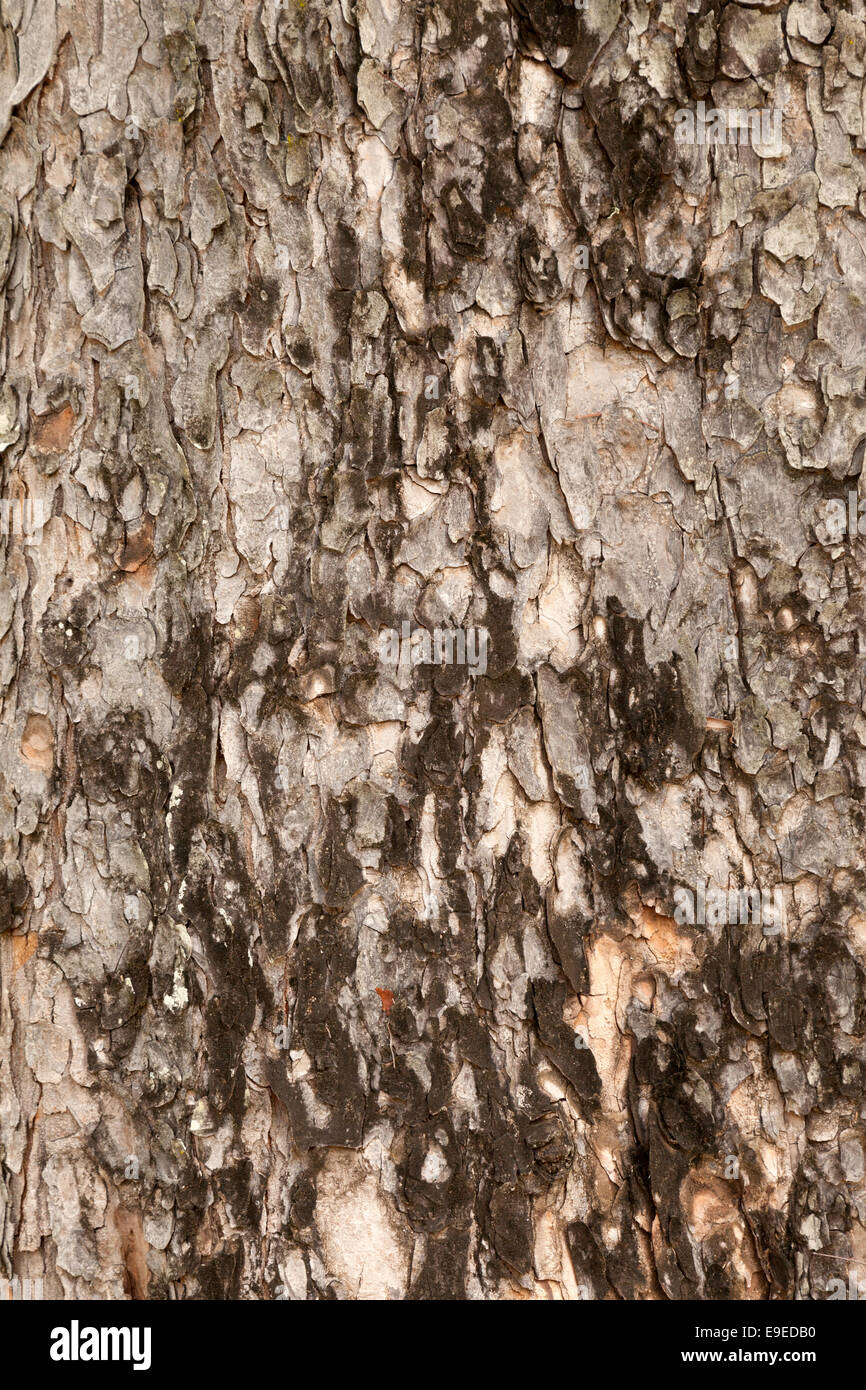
<box><xmin>0</xmin><ymin>0</ymin><xmax>865</xmax><ymax>1304</ymax></box>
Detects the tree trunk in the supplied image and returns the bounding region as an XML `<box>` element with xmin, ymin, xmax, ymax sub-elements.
<box><xmin>0</xmin><ymin>0</ymin><xmax>863</xmax><ymax>1302</ymax></box>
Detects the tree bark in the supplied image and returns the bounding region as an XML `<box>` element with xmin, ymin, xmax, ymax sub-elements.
<box><xmin>0</xmin><ymin>0</ymin><xmax>864</xmax><ymax>1301</ymax></box>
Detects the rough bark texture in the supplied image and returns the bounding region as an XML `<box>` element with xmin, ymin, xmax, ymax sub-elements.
<box><xmin>1</xmin><ymin>0</ymin><xmax>866</xmax><ymax>1302</ymax></box>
